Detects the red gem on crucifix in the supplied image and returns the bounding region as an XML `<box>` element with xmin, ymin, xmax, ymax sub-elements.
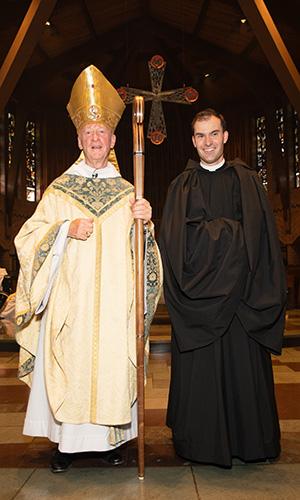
<box><xmin>118</xmin><ymin>55</ymin><xmax>198</xmax><ymax>145</ymax></box>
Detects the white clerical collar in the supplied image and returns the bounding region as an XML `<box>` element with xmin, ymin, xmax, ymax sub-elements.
<box><xmin>66</xmin><ymin>160</ymin><xmax>121</xmax><ymax>178</ymax></box>
<box><xmin>200</xmin><ymin>158</ymin><xmax>225</xmax><ymax>171</ymax></box>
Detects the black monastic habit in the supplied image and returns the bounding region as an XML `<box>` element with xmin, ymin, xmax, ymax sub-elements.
<box><xmin>159</xmin><ymin>159</ymin><xmax>286</xmax><ymax>467</ymax></box>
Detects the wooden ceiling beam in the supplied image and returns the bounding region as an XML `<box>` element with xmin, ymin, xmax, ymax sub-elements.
<box><xmin>150</xmin><ymin>17</ymin><xmax>276</xmax><ymax>93</ymax></box>
<box><xmin>80</xmin><ymin>0</ymin><xmax>98</xmax><ymax>39</ymax></box>
<box><xmin>193</xmin><ymin>0</ymin><xmax>210</xmax><ymax>37</ymax></box>
<box><xmin>15</xmin><ymin>15</ymin><xmax>279</xmax><ymax>108</ymax></box>
<box><xmin>16</xmin><ymin>16</ymin><xmax>150</xmax><ymax>92</ymax></box>
<box><xmin>238</xmin><ymin>0</ymin><xmax>300</xmax><ymax>115</ymax></box>
<box><xmin>36</xmin><ymin>43</ymin><xmax>50</xmax><ymax>61</ymax></box>
<box><xmin>0</xmin><ymin>0</ymin><xmax>58</xmax><ymax>114</ymax></box>
<box><xmin>28</xmin><ymin>15</ymin><xmax>263</xmax><ymax>82</ymax></box>
<box><xmin>241</xmin><ymin>37</ymin><xmax>258</xmax><ymax>58</ymax></box>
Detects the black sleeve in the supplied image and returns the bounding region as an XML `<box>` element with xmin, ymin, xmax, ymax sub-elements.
<box><xmin>236</xmin><ymin>169</ymin><xmax>286</xmax><ymax>354</ymax></box>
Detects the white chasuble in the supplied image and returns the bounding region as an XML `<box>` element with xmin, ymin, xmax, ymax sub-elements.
<box><xmin>15</xmin><ymin>161</ymin><xmax>162</xmax><ymax>452</ymax></box>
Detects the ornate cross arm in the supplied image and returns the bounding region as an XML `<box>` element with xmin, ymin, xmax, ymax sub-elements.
<box><xmin>118</xmin><ymin>86</ymin><xmax>198</xmax><ymax>105</ymax></box>
<box><xmin>118</xmin><ymin>54</ymin><xmax>199</xmax><ymax>144</ymax></box>
<box><xmin>158</xmin><ymin>88</ymin><xmax>198</xmax><ymax>104</ymax></box>
<box><xmin>118</xmin><ymin>87</ymin><xmax>155</xmax><ymax>103</ymax></box>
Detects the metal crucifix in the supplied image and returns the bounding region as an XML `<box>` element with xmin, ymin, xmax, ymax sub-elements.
<box><xmin>118</xmin><ymin>54</ymin><xmax>198</xmax><ymax>145</ymax></box>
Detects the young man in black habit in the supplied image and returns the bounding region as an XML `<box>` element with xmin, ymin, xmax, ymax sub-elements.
<box><xmin>159</xmin><ymin>108</ymin><xmax>286</xmax><ymax>467</ymax></box>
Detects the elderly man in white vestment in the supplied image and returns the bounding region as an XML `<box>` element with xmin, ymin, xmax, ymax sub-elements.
<box><xmin>14</xmin><ymin>65</ymin><xmax>162</xmax><ymax>473</ymax></box>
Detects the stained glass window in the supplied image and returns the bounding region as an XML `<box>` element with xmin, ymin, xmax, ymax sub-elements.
<box><xmin>294</xmin><ymin>111</ymin><xmax>299</xmax><ymax>188</ymax></box>
<box><xmin>7</xmin><ymin>112</ymin><xmax>15</xmax><ymax>169</ymax></box>
<box><xmin>275</xmin><ymin>107</ymin><xmax>285</xmax><ymax>158</ymax></box>
<box><xmin>25</xmin><ymin>120</ymin><xmax>37</xmax><ymax>202</ymax></box>
<box><xmin>256</xmin><ymin>115</ymin><xmax>267</xmax><ymax>189</ymax></box>
<box><xmin>5</xmin><ymin>110</ymin><xmax>40</xmax><ymax>201</ymax></box>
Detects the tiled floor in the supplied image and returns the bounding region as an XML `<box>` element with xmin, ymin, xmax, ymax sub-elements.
<box><xmin>0</xmin><ymin>344</ymin><xmax>300</xmax><ymax>499</ymax></box>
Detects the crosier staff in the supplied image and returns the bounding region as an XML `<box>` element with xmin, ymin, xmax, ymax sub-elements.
<box><xmin>132</xmin><ymin>96</ymin><xmax>145</xmax><ymax>480</ymax></box>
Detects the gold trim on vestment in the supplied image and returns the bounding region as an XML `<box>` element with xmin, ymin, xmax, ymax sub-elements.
<box><xmin>91</xmin><ymin>219</ymin><xmax>101</xmax><ymax>421</ymax></box>
<box><xmin>32</xmin><ymin>222</ymin><xmax>63</xmax><ymax>281</ymax></box>
<box><xmin>47</xmin><ymin>185</ymin><xmax>133</xmax><ymax>220</ymax></box>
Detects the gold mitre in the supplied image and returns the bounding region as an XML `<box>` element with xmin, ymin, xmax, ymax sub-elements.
<box><xmin>67</xmin><ymin>65</ymin><xmax>125</xmax><ymax>132</ymax></box>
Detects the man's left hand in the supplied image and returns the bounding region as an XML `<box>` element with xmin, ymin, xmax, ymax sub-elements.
<box><xmin>130</xmin><ymin>196</ymin><xmax>152</xmax><ymax>223</ymax></box>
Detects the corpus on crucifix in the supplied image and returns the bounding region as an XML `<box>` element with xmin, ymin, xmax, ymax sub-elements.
<box><xmin>118</xmin><ymin>54</ymin><xmax>198</xmax><ymax>145</ymax></box>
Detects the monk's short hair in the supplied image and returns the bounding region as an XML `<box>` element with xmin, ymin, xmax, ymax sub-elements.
<box><xmin>191</xmin><ymin>108</ymin><xmax>227</xmax><ymax>134</ymax></box>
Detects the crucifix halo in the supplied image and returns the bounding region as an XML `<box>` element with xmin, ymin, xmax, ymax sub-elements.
<box><xmin>118</xmin><ymin>54</ymin><xmax>198</xmax><ymax>145</ymax></box>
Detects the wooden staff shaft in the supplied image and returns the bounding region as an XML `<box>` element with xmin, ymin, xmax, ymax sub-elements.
<box><xmin>132</xmin><ymin>96</ymin><xmax>145</xmax><ymax>480</ymax></box>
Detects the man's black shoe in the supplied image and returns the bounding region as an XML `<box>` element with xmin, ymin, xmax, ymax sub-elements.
<box><xmin>50</xmin><ymin>450</ymin><xmax>73</xmax><ymax>473</ymax></box>
<box><xmin>100</xmin><ymin>450</ymin><xmax>124</xmax><ymax>465</ymax></box>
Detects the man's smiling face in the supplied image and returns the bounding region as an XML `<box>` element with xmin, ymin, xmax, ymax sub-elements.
<box><xmin>192</xmin><ymin>115</ymin><xmax>228</xmax><ymax>167</ymax></box>
<box><xmin>78</xmin><ymin>123</ymin><xmax>116</xmax><ymax>169</ymax></box>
